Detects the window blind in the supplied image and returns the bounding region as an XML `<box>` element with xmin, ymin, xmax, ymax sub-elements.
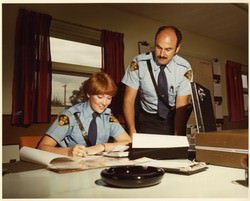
<box><xmin>50</xmin><ymin>19</ymin><xmax>101</xmax><ymax>46</ymax></box>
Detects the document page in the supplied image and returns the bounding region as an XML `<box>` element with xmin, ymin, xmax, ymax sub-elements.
<box><xmin>20</xmin><ymin>146</ymin><xmax>76</xmax><ymax>166</ymax></box>
<box><xmin>134</xmin><ymin>157</ymin><xmax>207</xmax><ymax>175</ymax></box>
<box><xmin>136</xmin><ymin>158</ymin><xmax>194</xmax><ymax>168</ymax></box>
<box><xmin>132</xmin><ymin>133</ymin><xmax>189</xmax><ymax>148</ymax></box>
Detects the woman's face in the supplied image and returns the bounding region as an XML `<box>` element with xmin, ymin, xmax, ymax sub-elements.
<box><xmin>88</xmin><ymin>94</ymin><xmax>112</xmax><ymax>113</ymax></box>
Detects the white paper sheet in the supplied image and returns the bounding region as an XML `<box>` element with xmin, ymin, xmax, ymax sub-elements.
<box><xmin>132</xmin><ymin>133</ymin><xmax>189</xmax><ymax>148</ymax></box>
<box><xmin>215</xmin><ymin>104</ymin><xmax>223</xmax><ymax>119</ymax></box>
<box><xmin>213</xmin><ymin>83</ymin><xmax>222</xmax><ymax>96</ymax></box>
<box><xmin>212</xmin><ymin>61</ymin><xmax>221</xmax><ymax>75</ymax></box>
<box><xmin>137</xmin><ymin>158</ymin><xmax>193</xmax><ymax>168</ymax></box>
<box><xmin>20</xmin><ymin>146</ymin><xmax>76</xmax><ymax>166</ymax></box>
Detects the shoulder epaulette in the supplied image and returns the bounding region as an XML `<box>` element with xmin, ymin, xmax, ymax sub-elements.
<box><xmin>173</xmin><ymin>55</ymin><xmax>191</xmax><ymax>69</ymax></box>
<box><xmin>184</xmin><ymin>70</ymin><xmax>193</xmax><ymax>81</ymax></box>
<box><xmin>136</xmin><ymin>52</ymin><xmax>152</xmax><ymax>61</ymax></box>
<box><xmin>109</xmin><ymin>114</ymin><xmax>119</xmax><ymax>123</ymax></box>
<box><xmin>130</xmin><ymin>61</ymin><xmax>139</xmax><ymax>71</ymax></box>
<box><xmin>130</xmin><ymin>52</ymin><xmax>153</xmax><ymax>71</ymax></box>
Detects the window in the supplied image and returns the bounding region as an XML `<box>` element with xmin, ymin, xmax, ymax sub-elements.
<box><xmin>51</xmin><ymin>73</ymin><xmax>88</xmax><ymax>114</ymax></box>
<box><xmin>50</xmin><ymin>37</ymin><xmax>101</xmax><ymax>67</ymax></box>
<box><xmin>49</xmin><ymin>20</ymin><xmax>102</xmax><ymax>114</ymax></box>
<box><xmin>242</xmin><ymin>74</ymin><xmax>248</xmax><ymax>89</ymax></box>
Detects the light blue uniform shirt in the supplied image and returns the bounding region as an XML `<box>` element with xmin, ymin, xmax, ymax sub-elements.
<box><xmin>46</xmin><ymin>102</ymin><xmax>125</xmax><ymax>147</ymax></box>
<box><xmin>122</xmin><ymin>52</ymin><xmax>192</xmax><ymax>114</ymax></box>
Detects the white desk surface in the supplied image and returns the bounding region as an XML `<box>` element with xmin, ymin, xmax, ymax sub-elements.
<box><xmin>2</xmin><ymin>159</ymin><xmax>248</xmax><ymax>199</ymax></box>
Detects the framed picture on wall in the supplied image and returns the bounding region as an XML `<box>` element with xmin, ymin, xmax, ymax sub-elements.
<box><xmin>138</xmin><ymin>41</ymin><xmax>151</xmax><ymax>54</ymax></box>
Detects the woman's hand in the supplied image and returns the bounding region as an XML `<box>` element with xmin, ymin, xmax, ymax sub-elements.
<box><xmin>85</xmin><ymin>144</ymin><xmax>105</xmax><ymax>155</ymax></box>
<box><xmin>70</xmin><ymin>144</ymin><xmax>88</xmax><ymax>158</ymax></box>
<box><xmin>69</xmin><ymin>144</ymin><xmax>105</xmax><ymax>157</ymax></box>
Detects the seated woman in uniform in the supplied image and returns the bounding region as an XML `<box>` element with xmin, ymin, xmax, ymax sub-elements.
<box><xmin>38</xmin><ymin>72</ymin><xmax>131</xmax><ymax>157</ymax></box>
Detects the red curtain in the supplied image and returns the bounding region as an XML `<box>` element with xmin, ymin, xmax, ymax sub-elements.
<box><xmin>225</xmin><ymin>60</ymin><xmax>245</xmax><ymax>122</ymax></box>
<box><xmin>101</xmin><ymin>30</ymin><xmax>125</xmax><ymax>118</ymax></box>
<box><xmin>11</xmin><ymin>9</ymin><xmax>52</xmax><ymax>126</ymax></box>
<box><xmin>101</xmin><ymin>30</ymin><xmax>124</xmax><ymax>83</ymax></box>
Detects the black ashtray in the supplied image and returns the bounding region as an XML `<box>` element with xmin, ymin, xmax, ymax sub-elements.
<box><xmin>100</xmin><ymin>165</ymin><xmax>165</xmax><ymax>188</ymax></box>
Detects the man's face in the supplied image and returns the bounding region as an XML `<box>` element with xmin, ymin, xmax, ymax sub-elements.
<box><xmin>154</xmin><ymin>29</ymin><xmax>180</xmax><ymax>65</ymax></box>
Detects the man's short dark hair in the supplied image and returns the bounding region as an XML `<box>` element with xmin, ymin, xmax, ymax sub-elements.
<box><xmin>155</xmin><ymin>26</ymin><xmax>182</xmax><ymax>48</ymax></box>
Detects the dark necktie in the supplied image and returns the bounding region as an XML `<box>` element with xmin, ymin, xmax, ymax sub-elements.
<box><xmin>158</xmin><ymin>65</ymin><xmax>169</xmax><ymax>119</ymax></box>
<box><xmin>88</xmin><ymin>112</ymin><xmax>97</xmax><ymax>145</ymax></box>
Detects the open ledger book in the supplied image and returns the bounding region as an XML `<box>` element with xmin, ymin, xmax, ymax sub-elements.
<box><xmin>20</xmin><ymin>146</ymin><xmax>134</xmax><ymax>172</ymax></box>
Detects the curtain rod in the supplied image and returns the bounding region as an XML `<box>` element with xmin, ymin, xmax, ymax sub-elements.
<box><xmin>52</xmin><ymin>17</ymin><xmax>101</xmax><ymax>32</ymax></box>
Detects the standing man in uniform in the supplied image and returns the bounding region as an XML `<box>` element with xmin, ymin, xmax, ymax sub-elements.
<box><xmin>122</xmin><ymin>26</ymin><xmax>193</xmax><ymax>137</ymax></box>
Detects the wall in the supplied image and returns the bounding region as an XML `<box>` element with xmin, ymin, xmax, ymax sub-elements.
<box><xmin>3</xmin><ymin>4</ymin><xmax>248</xmax><ymax>116</ymax></box>
<box><xmin>2</xmin><ymin>4</ymin><xmax>248</xmax><ymax>149</ymax></box>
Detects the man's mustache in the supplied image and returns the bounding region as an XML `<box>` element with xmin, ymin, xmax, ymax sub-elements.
<box><xmin>157</xmin><ymin>56</ymin><xmax>168</xmax><ymax>59</ymax></box>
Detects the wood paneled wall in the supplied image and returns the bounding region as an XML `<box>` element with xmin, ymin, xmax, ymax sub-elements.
<box><xmin>3</xmin><ymin>115</ymin><xmax>57</xmax><ymax>145</ymax></box>
<box><xmin>222</xmin><ymin>116</ymin><xmax>248</xmax><ymax>130</ymax></box>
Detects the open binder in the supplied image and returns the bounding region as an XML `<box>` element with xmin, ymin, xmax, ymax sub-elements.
<box><xmin>129</xmin><ymin>133</ymin><xmax>189</xmax><ymax>160</ymax></box>
<box><xmin>190</xmin><ymin>82</ymin><xmax>217</xmax><ymax>133</ymax></box>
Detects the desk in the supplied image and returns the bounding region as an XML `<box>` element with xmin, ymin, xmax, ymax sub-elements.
<box><xmin>2</xmin><ymin>160</ymin><xmax>248</xmax><ymax>199</ymax></box>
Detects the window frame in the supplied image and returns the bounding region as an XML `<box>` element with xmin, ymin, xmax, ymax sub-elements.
<box><xmin>52</xmin><ymin>61</ymin><xmax>101</xmax><ymax>76</ymax></box>
<box><xmin>50</xmin><ymin>18</ymin><xmax>102</xmax><ymax>75</ymax></box>
<box><xmin>49</xmin><ymin>19</ymin><xmax>102</xmax><ymax>112</ymax></box>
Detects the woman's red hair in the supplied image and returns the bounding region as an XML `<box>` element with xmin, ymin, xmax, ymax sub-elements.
<box><xmin>82</xmin><ymin>72</ymin><xmax>117</xmax><ymax>99</ymax></box>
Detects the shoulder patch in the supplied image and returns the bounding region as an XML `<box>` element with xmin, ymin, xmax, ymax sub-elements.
<box><xmin>109</xmin><ymin>114</ymin><xmax>119</xmax><ymax>123</ymax></box>
<box><xmin>184</xmin><ymin>70</ymin><xmax>193</xmax><ymax>81</ymax></box>
<box><xmin>130</xmin><ymin>61</ymin><xmax>139</xmax><ymax>72</ymax></box>
<box><xmin>58</xmin><ymin>114</ymin><xmax>69</xmax><ymax>126</ymax></box>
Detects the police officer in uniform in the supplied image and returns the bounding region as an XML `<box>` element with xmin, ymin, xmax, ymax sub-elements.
<box><xmin>122</xmin><ymin>26</ymin><xmax>193</xmax><ymax>137</ymax></box>
<box><xmin>38</xmin><ymin>72</ymin><xmax>131</xmax><ymax>157</ymax></box>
